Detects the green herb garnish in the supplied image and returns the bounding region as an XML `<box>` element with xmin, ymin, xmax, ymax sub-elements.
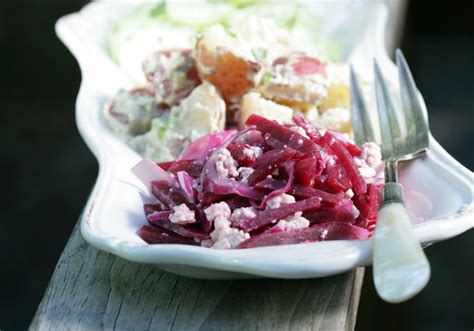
<box><xmin>252</xmin><ymin>48</ymin><xmax>267</xmax><ymax>61</ymax></box>
<box><xmin>262</xmin><ymin>71</ymin><xmax>274</xmax><ymax>83</ymax></box>
<box><xmin>149</xmin><ymin>2</ymin><xmax>166</xmax><ymax>17</ymax></box>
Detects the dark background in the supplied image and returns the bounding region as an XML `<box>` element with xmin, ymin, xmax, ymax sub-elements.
<box><xmin>0</xmin><ymin>1</ymin><xmax>472</xmax><ymax>330</ymax></box>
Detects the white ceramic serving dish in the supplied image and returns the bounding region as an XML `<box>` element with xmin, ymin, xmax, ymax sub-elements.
<box><xmin>56</xmin><ymin>1</ymin><xmax>473</xmax><ymax>279</ymax></box>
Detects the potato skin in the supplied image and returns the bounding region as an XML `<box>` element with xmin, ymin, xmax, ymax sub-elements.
<box><xmin>195</xmin><ymin>37</ymin><xmax>261</xmax><ymax>102</ymax></box>
<box><xmin>142</xmin><ymin>49</ymin><xmax>200</xmax><ymax>106</ymax></box>
<box><xmin>107</xmin><ymin>87</ymin><xmax>160</xmax><ymax>135</ymax></box>
<box><xmin>257</xmin><ymin>52</ymin><xmax>328</xmax><ymax>109</ymax></box>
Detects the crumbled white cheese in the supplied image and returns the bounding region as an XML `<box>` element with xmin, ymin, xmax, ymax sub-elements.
<box><xmin>169</xmin><ymin>204</ymin><xmax>196</xmax><ymax>225</ymax></box>
<box><xmin>344</xmin><ymin>189</ymin><xmax>354</xmax><ymax>198</ymax></box>
<box><xmin>320</xmin><ymin>229</ymin><xmax>329</xmax><ymax>240</ymax></box>
<box><xmin>231</xmin><ymin>207</ymin><xmax>258</xmax><ymax>224</ymax></box>
<box><xmin>210</xmin><ymin>224</ymin><xmax>250</xmax><ymax>249</ymax></box>
<box><xmin>354</xmin><ymin>142</ymin><xmax>382</xmax><ymax>179</ymax></box>
<box><xmin>265</xmin><ymin>193</ymin><xmax>311</xmax><ymax>230</ymax></box>
<box><xmin>356</xmin><ymin>164</ymin><xmax>377</xmax><ymax>179</ymax></box>
<box><xmin>203</xmin><ymin>202</ymin><xmax>250</xmax><ymax>249</ymax></box>
<box><xmin>238</xmin><ymin>167</ymin><xmax>254</xmax><ymax>184</ymax></box>
<box><xmin>265</xmin><ymin>193</ymin><xmax>296</xmax><ymax>210</ymax></box>
<box><xmin>214</xmin><ymin>148</ymin><xmax>239</xmax><ymax>178</ymax></box>
<box><xmin>243</xmin><ymin>145</ymin><xmax>264</xmax><ymax>159</ymax></box>
<box><xmin>352</xmin><ymin>205</ymin><xmax>361</xmax><ymax>219</ymax></box>
<box><xmin>204</xmin><ymin>202</ymin><xmax>231</xmax><ymax>221</ymax></box>
<box><xmin>361</xmin><ymin>142</ymin><xmax>382</xmax><ymax>168</ymax></box>
<box><xmin>276</xmin><ymin>213</ymin><xmax>310</xmax><ymax>231</ymax></box>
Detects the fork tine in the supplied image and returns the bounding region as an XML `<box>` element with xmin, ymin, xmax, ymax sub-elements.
<box><xmin>396</xmin><ymin>49</ymin><xmax>430</xmax><ymax>151</ymax></box>
<box><xmin>373</xmin><ymin>59</ymin><xmax>404</xmax><ymax>160</ymax></box>
<box><xmin>349</xmin><ymin>65</ymin><xmax>375</xmax><ymax>146</ymax></box>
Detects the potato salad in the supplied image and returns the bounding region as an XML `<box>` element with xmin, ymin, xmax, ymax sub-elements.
<box><xmin>105</xmin><ymin>1</ymin><xmax>353</xmax><ymax>163</ymax></box>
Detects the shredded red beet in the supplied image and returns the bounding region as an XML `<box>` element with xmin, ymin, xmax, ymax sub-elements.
<box><xmin>238</xmin><ymin>222</ymin><xmax>370</xmax><ymax>248</ymax></box>
<box><xmin>133</xmin><ymin>115</ymin><xmax>382</xmax><ymax>248</ymax></box>
<box><xmin>235</xmin><ymin>196</ymin><xmax>322</xmax><ymax>232</ymax></box>
<box><xmin>322</xmin><ymin>132</ymin><xmax>367</xmax><ymax>195</ymax></box>
<box><xmin>246</xmin><ymin>114</ymin><xmax>321</xmax><ymax>156</ymax></box>
<box><xmin>140</xmin><ymin>225</ymin><xmax>199</xmax><ymax>245</ymax></box>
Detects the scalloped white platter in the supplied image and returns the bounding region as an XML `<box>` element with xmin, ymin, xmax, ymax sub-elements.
<box><xmin>56</xmin><ymin>0</ymin><xmax>473</xmax><ymax>279</ymax></box>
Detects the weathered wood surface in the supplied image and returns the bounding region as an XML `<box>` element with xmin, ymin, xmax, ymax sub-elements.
<box><xmin>30</xmin><ymin>222</ymin><xmax>365</xmax><ymax>331</ymax></box>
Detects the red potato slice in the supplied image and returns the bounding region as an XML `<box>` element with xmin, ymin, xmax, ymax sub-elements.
<box><xmin>239</xmin><ymin>92</ymin><xmax>293</xmax><ymax>127</ymax></box>
<box><xmin>107</xmin><ymin>87</ymin><xmax>159</xmax><ymax>135</ymax></box>
<box><xmin>257</xmin><ymin>52</ymin><xmax>328</xmax><ymax>109</ymax></box>
<box><xmin>195</xmin><ymin>26</ymin><xmax>261</xmax><ymax>102</ymax></box>
<box><xmin>142</xmin><ymin>49</ymin><xmax>201</xmax><ymax>106</ymax></box>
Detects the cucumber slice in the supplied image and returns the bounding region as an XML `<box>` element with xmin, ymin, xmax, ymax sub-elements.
<box><xmin>166</xmin><ymin>0</ymin><xmax>234</xmax><ymax>27</ymax></box>
<box><xmin>225</xmin><ymin>3</ymin><xmax>299</xmax><ymax>29</ymax></box>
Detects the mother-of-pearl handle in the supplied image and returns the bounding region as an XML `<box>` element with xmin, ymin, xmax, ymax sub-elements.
<box><xmin>373</xmin><ymin>202</ymin><xmax>431</xmax><ymax>303</ymax></box>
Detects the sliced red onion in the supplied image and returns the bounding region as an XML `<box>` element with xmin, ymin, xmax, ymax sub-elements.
<box><xmin>132</xmin><ymin>158</ymin><xmax>175</xmax><ymax>191</ymax></box>
<box><xmin>147</xmin><ymin>210</ymin><xmax>173</xmax><ymax>222</ymax></box>
<box><xmin>179</xmin><ymin>130</ymin><xmax>236</xmax><ymax>163</ymax></box>
<box><xmin>201</xmin><ymin>126</ymin><xmax>264</xmax><ymax>200</ymax></box>
<box><xmin>258</xmin><ymin>161</ymin><xmax>295</xmax><ymax>210</ymax></box>
<box><xmin>168</xmin><ymin>160</ymin><xmax>203</xmax><ymax>178</ymax></box>
<box><xmin>177</xmin><ymin>171</ymin><xmax>195</xmax><ymax>203</ymax></box>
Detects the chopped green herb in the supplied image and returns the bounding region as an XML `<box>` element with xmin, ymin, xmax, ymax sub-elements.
<box><xmin>285</xmin><ymin>8</ymin><xmax>299</xmax><ymax>29</ymax></box>
<box><xmin>252</xmin><ymin>48</ymin><xmax>267</xmax><ymax>61</ymax></box>
<box><xmin>208</xmin><ymin>0</ymin><xmax>257</xmax><ymax>8</ymax></box>
<box><xmin>226</xmin><ymin>28</ymin><xmax>237</xmax><ymax>38</ymax></box>
<box><xmin>157</xmin><ymin>123</ymin><xmax>170</xmax><ymax>140</ymax></box>
<box><xmin>262</xmin><ymin>71</ymin><xmax>274</xmax><ymax>83</ymax></box>
<box><xmin>149</xmin><ymin>2</ymin><xmax>166</xmax><ymax>18</ymax></box>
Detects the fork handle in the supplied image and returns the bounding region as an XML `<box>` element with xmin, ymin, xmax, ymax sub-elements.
<box><xmin>373</xmin><ymin>200</ymin><xmax>431</xmax><ymax>303</ymax></box>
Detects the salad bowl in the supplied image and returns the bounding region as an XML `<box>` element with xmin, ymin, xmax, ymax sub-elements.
<box><xmin>57</xmin><ymin>1</ymin><xmax>473</xmax><ymax>279</ymax></box>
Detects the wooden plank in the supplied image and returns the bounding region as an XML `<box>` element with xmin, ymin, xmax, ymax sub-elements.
<box><xmin>30</xmin><ymin>221</ymin><xmax>365</xmax><ymax>331</ymax></box>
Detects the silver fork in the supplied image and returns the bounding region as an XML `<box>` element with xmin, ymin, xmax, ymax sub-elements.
<box><xmin>350</xmin><ymin>50</ymin><xmax>431</xmax><ymax>303</ymax></box>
